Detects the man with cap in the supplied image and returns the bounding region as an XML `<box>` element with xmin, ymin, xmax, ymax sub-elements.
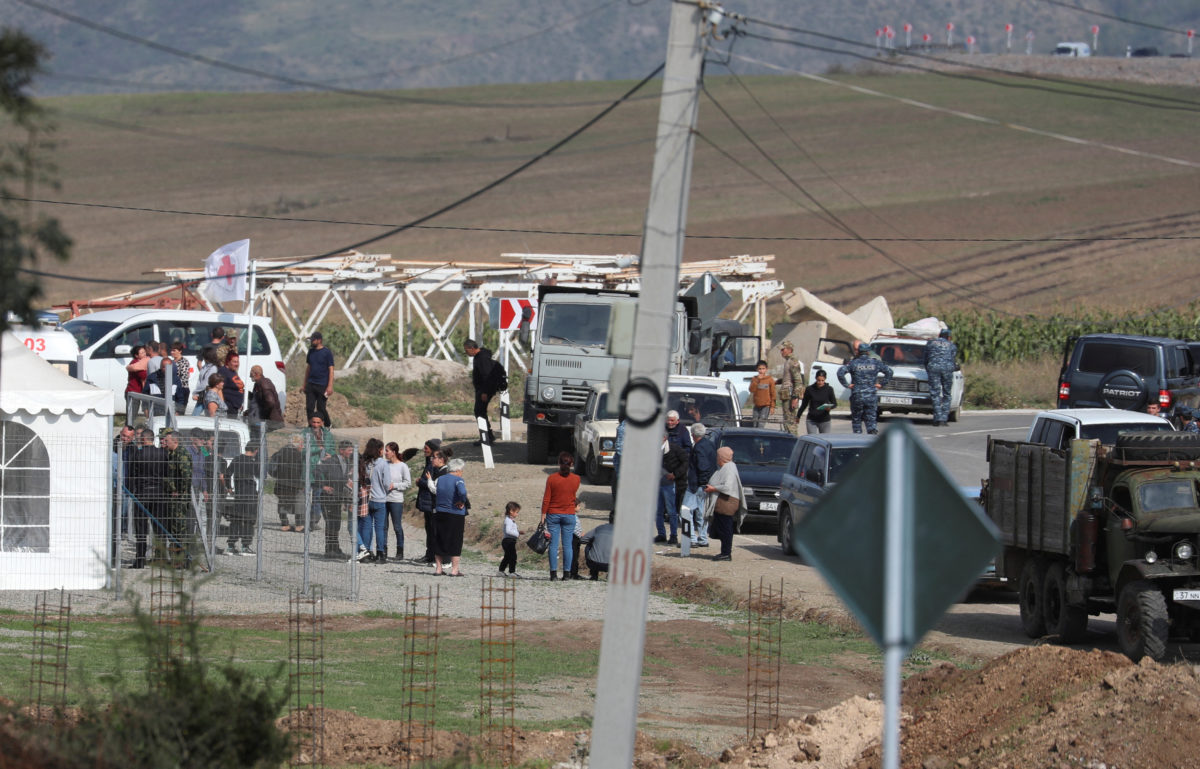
<box><xmin>837</xmin><ymin>341</ymin><xmax>893</xmax><ymax>435</ymax></box>
<box><xmin>923</xmin><ymin>328</ymin><xmax>958</xmax><ymax>427</ymax></box>
<box><xmin>305</xmin><ymin>330</ymin><xmax>335</xmax><ymax>428</ymax></box>
<box><xmin>777</xmin><ymin>340</ymin><xmax>805</xmax><ymax>436</ymax></box>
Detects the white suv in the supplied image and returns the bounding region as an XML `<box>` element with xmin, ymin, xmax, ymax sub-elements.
<box><xmin>60</xmin><ymin>309</ymin><xmax>288</xmax><ymax>415</ymax></box>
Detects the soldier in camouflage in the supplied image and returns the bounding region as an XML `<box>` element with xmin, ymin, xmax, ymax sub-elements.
<box><xmin>837</xmin><ymin>342</ymin><xmax>893</xmax><ymax>434</ymax></box>
<box><xmin>160</xmin><ymin>428</ymin><xmax>194</xmax><ymax>561</ymax></box>
<box><xmin>923</xmin><ymin>328</ymin><xmax>958</xmax><ymax>426</ymax></box>
<box><xmin>778</xmin><ymin>340</ymin><xmax>805</xmax><ymax>435</ymax></box>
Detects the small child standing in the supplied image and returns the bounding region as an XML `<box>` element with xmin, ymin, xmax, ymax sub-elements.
<box><xmin>499</xmin><ymin>501</ymin><xmax>521</xmax><ymax>577</ymax></box>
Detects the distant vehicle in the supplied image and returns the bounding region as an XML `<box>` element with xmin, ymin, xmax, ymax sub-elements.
<box><xmin>1056</xmin><ymin>333</ymin><xmax>1200</xmax><ymax>417</ymax></box>
<box><xmin>144</xmin><ymin>414</ymin><xmax>251</xmax><ymax>460</ymax></box>
<box><xmin>1130</xmin><ymin>46</ymin><xmax>1160</xmax><ymax>57</ymax></box>
<box><xmin>776</xmin><ymin>433</ymin><xmax>876</xmax><ymax>556</ymax></box>
<box><xmin>60</xmin><ymin>309</ymin><xmax>287</xmax><ymax>415</ymax></box>
<box><xmin>1053</xmin><ymin>42</ymin><xmax>1091</xmax><ymax>57</ymax></box>
<box><xmin>665</xmin><ymin>375</ymin><xmax>743</xmax><ymax>428</ymax></box>
<box><xmin>705</xmin><ymin>426</ymin><xmax>798</xmax><ymax>532</ymax></box>
<box><xmin>1026</xmin><ymin>408</ymin><xmax>1174</xmax><ymax>450</ymax></box>
<box><xmin>809</xmin><ymin>327</ymin><xmax>965</xmax><ymax>423</ymax></box>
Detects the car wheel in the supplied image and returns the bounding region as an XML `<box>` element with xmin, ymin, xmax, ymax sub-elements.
<box><xmin>574</xmin><ymin>451</ymin><xmax>587</xmax><ymax>478</ymax></box>
<box><xmin>1042</xmin><ymin>561</ymin><xmax>1087</xmax><ymax>643</ymax></box>
<box><xmin>587</xmin><ymin>452</ymin><xmax>611</xmax><ymax>486</ymax></box>
<box><xmin>1117</xmin><ymin>580</ymin><xmax>1169</xmax><ymax>662</ymax></box>
<box><xmin>779</xmin><ymin>506</ymin><xmax>796</xmax><ymax>556</ymax></box>
<box><xmin>526</xmin><ymin>425</ymin><xmax>551</xmax><ymax>465</ymax></box>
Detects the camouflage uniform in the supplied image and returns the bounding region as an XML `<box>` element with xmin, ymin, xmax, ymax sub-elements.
<box><xmin>162</xmin><ymin>435</ymin><xmax>194</xmax><ymax>558</ymax></box>
<box><xmin>923</xmin><ymin>335</ymin><xmax>958</xmax><ymax>424</ymax></box>
<box><xmin>837</xmin><ymin>349</ymin><xmax>893</xmax><ymax>434</ymax></box>
<box><xmin>778</xmin><ymin>345</ymin><xmax>805</xmax><ymax>435</ymax></box>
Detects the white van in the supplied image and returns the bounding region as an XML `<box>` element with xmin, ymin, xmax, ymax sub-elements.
<box><xmin>8</xmin><ymin>324</ymin><xmax>82</xmax><ymax>377</ymax></box>
<box><xmin>58</xmin><ymin>310</ymin><xmax>288</xmax><ymax>415</ymax></box>
<box><xmin>1053</xmin><ymin>42</ymin><xmax>1092</xmax><ymax>57</ymax></box>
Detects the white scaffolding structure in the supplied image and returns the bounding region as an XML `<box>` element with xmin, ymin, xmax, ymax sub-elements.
<box><xmin>155</xmin><ymin>251</ymin><xmax>782</xmax><ymax>369</ymax></box>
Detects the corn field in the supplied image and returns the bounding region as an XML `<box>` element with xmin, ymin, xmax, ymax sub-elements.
<box><xmin>900</xmin><ymin>304</ymin><xmax>1200</xmax><ymax>364</ymax></box>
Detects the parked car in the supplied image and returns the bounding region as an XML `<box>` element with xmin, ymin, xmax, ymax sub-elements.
<box><xmin>1053</xmin><ymin>42</ymin><xmax>1091</xmax><ymax>57</ymax></box>
<box><xmin>665</xmin><ymin>375</ymin><xmax>743</xmax><ymax>428</ymax></box>
<box><xmin>144</xmin><ymin>414</ymin><xmax>251</xmax><ymax>460</ymax></box>
<box><xmin>1056</xmin><ymin>333</ymin><xmax>1200</xmax><ymax>417</ymax></box>
<box><xmin>572</xmin><ymin>384</ymin><xmax>619</xmax><ymax>484</ymax></box>
<box><xmin>704</xmin><ymin>426</ymin><xmax>799</xmax><ymax>532</ymax></box>
<box><xmin>1026</xmin><ymin>408</ymin><xmax>1174</xmax><ymax>450</ymax></box>
<box><xmin>60</xmin><ymin>309</ymin><xmax>288</xmax><ymax>415</ymax></box>
<box><xmin>776</xmin><ymin>433</ymin><xmax>876</xmax><ymax>555</ymax></box>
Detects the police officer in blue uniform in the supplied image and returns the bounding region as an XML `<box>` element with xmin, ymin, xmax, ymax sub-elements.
<box><xmin>837</xmin><ymin>342</ymin><xmax>893</xmax><ymax>434</ymax></box>
<box><xmin>923</xmin><ymin>328</ymin><xmax>958</xmax><ymax>426</ymax></box>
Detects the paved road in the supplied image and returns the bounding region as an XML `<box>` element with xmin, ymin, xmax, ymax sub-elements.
<box><xmin>725</xmin><ymin>410</ymin><xmax>1200</xmax><ymax>663</ymax></box>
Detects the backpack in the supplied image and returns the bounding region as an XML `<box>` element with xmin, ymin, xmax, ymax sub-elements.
<box><xmin>489</xmin><ymin>360</ymin><xmax>508</xmax><ymax>393</ymax></box>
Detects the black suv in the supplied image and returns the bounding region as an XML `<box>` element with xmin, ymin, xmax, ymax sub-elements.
<box><xmin>1057</xmin><ymin>333</ymin><xmax>1200</xmax><ymax>416</ymax></box>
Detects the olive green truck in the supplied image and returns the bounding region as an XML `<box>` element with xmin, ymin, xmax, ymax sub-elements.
<box><xmin>985</xmin><ymin>432</ymin><xmax>1200</xmax><ymax>660</ymax></box>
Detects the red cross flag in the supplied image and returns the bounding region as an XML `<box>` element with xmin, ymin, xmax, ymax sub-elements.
<box><xmin>203</xmin><ymin>239</ymin><xmax>249</xmax><ymax>303</ymax></box>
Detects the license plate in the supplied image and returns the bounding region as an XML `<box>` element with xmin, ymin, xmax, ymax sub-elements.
<box><xmin>758</xmin><ymin>501</ymin><xmax>779</xmax><ymax>512</ymax></box>
<box><xmin>879</xmin><ymin>396</ymin><xmax>912</xmax><ymax>405</ymax></box>
<box><xmin>1173</xmin><ymin>589</ymin><xmax>1200</xmax><ymax>601</ymax></box>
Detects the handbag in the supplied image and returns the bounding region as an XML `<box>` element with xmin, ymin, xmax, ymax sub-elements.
<box><xmin>714</xmin><ymin>492</ymin><xmax>739</xmax><ymax>517</ymax></box>
<box><xmin>526</xmin><ymin>522</ymin><xmax>550</xmax><ymax>555</ymax></box>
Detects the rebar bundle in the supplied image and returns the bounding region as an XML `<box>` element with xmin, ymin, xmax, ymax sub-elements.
<box><xmin>401</xmin><ymin>585</ymin><xmax>440</xmax><ymax>769</ymax></box>
<box><xmin>27</xmin><ymin>590</ymin><xmax>70</xmax><ymax>721</ymax></box>
<box><xmin>149</xmin><ymin>561</ymin><xmax>188</xmax><ymax>683</ymax></box>
<box><xmin>479</xmin><ymin>576</ymin><xmax>517</xmax><ymax>766</ymax></box>
<box><xmin>746</xmin><ymin>577</ymin><xmax>784</xmax><ymax>739</ymax></box>
<box><xmin>289</xmin><ymin>587</ymin><xmax>325</xmax><ymax>767</ymax></box>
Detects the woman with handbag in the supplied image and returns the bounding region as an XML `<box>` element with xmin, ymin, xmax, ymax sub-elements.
<box><xmin>704</xmin><ymin>446</ymin><xmax>746</xmax><ymax>562</ymax></box>
<box><xmin>540</xmin><ymin>451</ymin><xmax>581</xmax><ymax>581</ymax></box>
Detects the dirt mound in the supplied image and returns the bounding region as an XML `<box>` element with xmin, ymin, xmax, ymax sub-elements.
<box><xmin>283</xmin><ymin>389</ymin><xmax>371</xmax><ymax>428</ymax></box>
<box><xmin>839</xmin><ymin>644</ymin><xmax>1200</xmax><ymax>769</ymax></box>
<box><xmin>340</xmin><ymin>357</ymin><xmax>466</xmax><ymax>384</ymax></box>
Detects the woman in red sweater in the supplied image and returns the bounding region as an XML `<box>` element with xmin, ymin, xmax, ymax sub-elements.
<box><xmin>541</xmin><ymin>451</ymin><xmax>581</xmax><ymax>581</ymax></box>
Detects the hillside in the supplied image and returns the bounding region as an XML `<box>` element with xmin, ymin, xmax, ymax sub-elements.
<box><xmin>8</xmin><ymin>0</ymin><xmax>1199</xmax><ymax>97</ymax></box>
<box><xmin>22</xmin><ymin>56</ymin><xmax>1200</xmax><ymax>318</ymax></box>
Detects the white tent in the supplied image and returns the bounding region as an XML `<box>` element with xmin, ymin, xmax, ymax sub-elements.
<box><xmin>0</xmin><ymin>332</ymin><xmax>113</xmax><ymax>589</ymax></box>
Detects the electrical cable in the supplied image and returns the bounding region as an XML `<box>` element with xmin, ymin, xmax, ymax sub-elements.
<box><xmin>13</xmin><ymin>61</ymin><xmax>667</xmax><ymax>287</ymax></box>
<box><xmin>1041</xmin><ymin>0</ymin><xmax>1194</xmax><ymax>37</ymax></box>
<box><xmin>699</xmin><ymin>83</ymin><xmax>1024</xmax><ymax>315</ymax></box>
<box><xmin>13</xmin><ymin>0</ymin><xmax>658</xmax><ymax>110</ymax></box>
<box><xmin>725</xmin><ymin>11</ymin><xmax>1200</xmax><ymax>111</ymax></box>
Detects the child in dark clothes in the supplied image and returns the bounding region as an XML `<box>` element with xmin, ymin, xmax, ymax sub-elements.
<box><xmin>498</xmin><ymin>501</ymin><xmax>521</xmax><ymax>577</ymax></box>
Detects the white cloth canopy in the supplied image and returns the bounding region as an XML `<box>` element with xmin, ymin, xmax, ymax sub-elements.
<box><xmin>1</xmin><ymin>332</ymin><xmax>114</xmax><ymax>416</ymax></box>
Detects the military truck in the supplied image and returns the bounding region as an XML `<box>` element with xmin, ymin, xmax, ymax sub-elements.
<box><xmin>985</xmin><ymin>431</ymin><xmax>1200</xmax><ymax>660</ymax></box>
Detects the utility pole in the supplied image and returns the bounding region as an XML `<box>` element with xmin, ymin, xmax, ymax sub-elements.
<box><xmin>589</xmin><ymin>2</ymin><xmax>707</xmax><ymax>768</ymax></box>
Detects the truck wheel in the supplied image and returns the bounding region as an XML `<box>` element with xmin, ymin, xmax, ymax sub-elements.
<box><xmin>587</xmin><ymin>452</ymin><xmax>611</xmax><ymax>486</ymax></box>
<box><xmin>1018</xmin><ymin>559</ymin><xmax>1047</xmax><ymax>638</ymax></box>
<box><xmin>779</xmin><ymin>505</ymin><xmax>796</xmax><ymax>556</ymax></box>
<box><xmin>574</xmin><ymin>451</ymin><xmax>587</xmax><ymax>478</ymax></box>
<box><xmin>1042</xmin><ymin>562</ymin><xmax>1087</xmax><ymax>643</ymax></box>
<box><xmin>1117</xmin><ymin>581</ymin><xmax>1169</xmax><ymax>662</ymax></box>
<box><xmin>526</xmin><ymin>425</ymin><xmax>551</xmax><ymax>465</ymax></box>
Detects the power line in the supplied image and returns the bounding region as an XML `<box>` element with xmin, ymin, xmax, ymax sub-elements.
<box><xmin>15</xmin><ymin>61</ymin><xmax>667</xmax><ymax>287</ymax></box>
<box><xmin>8</xmin><ymin>195</ymin><xmax>1198</xmax><ymax>243</ymax></box>
<box><xmin>699</xmin><ymin>84</ymin><xmax>1022</xmax><ymax>315</ymax></box>
<box><xmin>1041</xmin><ymin>0</ymin><xmax>1195</xmax><ymax>37</ymax></box>
<box><xmin>14</xmin><ymin>0</ymin><xmax>658</xmax><ymax>110</ymax></box>
<box><xmin>726</xmin><ymin>13</ymin><xmax>1200</xmax><ymax>112</ymax></box>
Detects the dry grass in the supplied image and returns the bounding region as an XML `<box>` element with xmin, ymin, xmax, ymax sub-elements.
<box><xmin>962</xmin><ymin>354</ymin><xmax>1061</xmax><ymax>410</ymax></box>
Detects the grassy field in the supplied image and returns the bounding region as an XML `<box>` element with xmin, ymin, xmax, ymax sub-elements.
<box><xmin>31</xmin><ymin>68</ymin><xmax>1200</xmax><ymax>324</ymax></box>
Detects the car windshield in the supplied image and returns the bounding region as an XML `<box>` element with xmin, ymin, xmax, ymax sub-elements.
<box><xmin>667</xmin><ymin>392</ymin><xmax>735</xmax><ymax>424</ymax></box>
<box><xmin>875</xmin><ymin>342</ymin><xmax>926</xmax><ymax>367</ymax></box>
<box><xmin>828</xmin><ymin>447</ymin><xmax>868</xmax><ymax>484</ymax></box>
<box><xmin>538</xmin><ymin>303</ymin><xmax>610</xmax><ymax>347</ymax></box>
<box><xmin>62</xmin><ymin>319</ymin><xmax>118</xmax><ymax>350</ymax></box>
<box><xmin>1138</xmin><ymin>480</ymin><xmax>1197</xmax><ymax>513</ymax></box>
<box><xmin>720</xmin><ymin>434</ymin><xmax>795</xmax><ymax>466</ymax></box>
<box><xmin>1080</xmin><ymin>423</ymin><xmax>1173</xmax><ymax>444</ymax></box>
<box><xmin>596</xmin><ymin>392</ymin><xmax>619</xmax><ymax>419</ymax></box>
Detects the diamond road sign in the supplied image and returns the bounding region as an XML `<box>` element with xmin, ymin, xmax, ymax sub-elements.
<box><xmin>791</xmin><ymin>422</ymin><xmax>999</xmax><ymax>653</ymax></box>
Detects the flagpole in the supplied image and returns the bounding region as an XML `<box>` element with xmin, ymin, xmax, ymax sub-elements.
<box><xmin>244</xmin><ymin>258</ymin><xmax>256</xmax><ymax>396</ymax></box>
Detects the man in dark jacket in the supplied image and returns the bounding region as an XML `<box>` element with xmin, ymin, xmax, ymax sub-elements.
<box><xmin>656</xmin><ymin>432</ymin><xmax>689</xmax><ymax>546</ymax></box>
<box><xmin>464</xmin><ymin>339</ymin><xmax>500</xmax><ymax>445</ymax></box>
<box><xmin>269</xmin><ymin>436</ymin><xmax>305</xmax><ymax>531</ymax></box>
<box><xmin>414</xmin><ymin>438</ymin><xmax>442</xmax><ymax>563</ymax></box>
<box><xmin>686</xmin><ymin>423</ymin><xmax>718</xmax><ymax>547</ymax></box>
<box><xmin>128</xmin><ymin>429</ymin><xmax>167</xmax><ymax>569</ymax></box>
<box><xmin>317</xmin><ymin>440</ymin><xmax>356</xmax><ymax>558</ymax></box>
<box><xmin>249</xmin><ymin>365</ymin><xmax>284</xmax><ymax>426</ymax></box>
